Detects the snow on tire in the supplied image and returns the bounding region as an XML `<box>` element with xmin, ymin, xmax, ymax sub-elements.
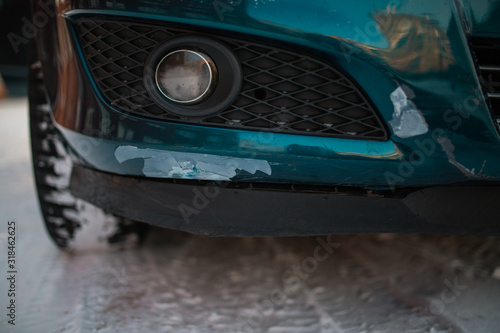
<box><xmin>29</xmin><ymin>49</ymin><xmax>147</xmax><ymax>251</ymax></box>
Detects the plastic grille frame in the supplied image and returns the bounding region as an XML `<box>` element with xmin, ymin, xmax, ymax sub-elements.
<box><xmin>75</xmin><ymin>17</ymin><xmax>389</xmax><ymax>140</ymax></box>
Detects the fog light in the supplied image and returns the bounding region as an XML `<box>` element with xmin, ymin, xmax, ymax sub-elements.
<box><xmin>144</xmin><ymin>36</ymin><xmax>241</xmax><ymax>118</ymax></box>
<box><xmin>155</xmin><ymin>50</ymin><xmax>216</xmax><ymax>104</ymax></box>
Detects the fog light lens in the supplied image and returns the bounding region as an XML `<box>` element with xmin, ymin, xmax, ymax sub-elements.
<box><xmin>155</xmin><ymin>50</ymin><xmax>216</xmax><ymax>104</ymax></box>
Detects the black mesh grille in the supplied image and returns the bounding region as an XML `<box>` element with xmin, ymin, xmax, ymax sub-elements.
<box><xmin>471</xmin><ymin>39</ymin><xmax>500</xmax><ymax>131</ymax></box>
<box><xmin>75</xmin><ymin>18</ymin><xmax>388</xmax><ymax>140</ymax></box>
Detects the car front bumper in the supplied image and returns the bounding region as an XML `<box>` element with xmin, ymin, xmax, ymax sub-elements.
<box><xmin>32</xmin><ymin>0</ymin><xmax>500</xmax><ymax>233</ymax></box>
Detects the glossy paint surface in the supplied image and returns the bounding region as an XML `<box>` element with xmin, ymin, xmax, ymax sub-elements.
<box><xmin>36</xmin><ymin>0</ymin><xmax>500</xmax><ymax>188</ymax></box>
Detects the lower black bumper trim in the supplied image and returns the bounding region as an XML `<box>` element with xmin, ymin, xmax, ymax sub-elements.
<box><xmin>70</xmin><ymin>165</ymin><xmax>500</xmax><ymax>236</ymax></box>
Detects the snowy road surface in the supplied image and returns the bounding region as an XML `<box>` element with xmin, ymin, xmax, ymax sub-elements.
<box><xmin>1</xmin><ymin>97</ymin><xmax>500</xmax><ymax>333</ymax></box>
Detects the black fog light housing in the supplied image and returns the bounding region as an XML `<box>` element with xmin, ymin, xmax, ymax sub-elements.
<box><xmin>144</xmin><ymin>35</ymin><xmax>242</xmax><ymax>118</ymax></box>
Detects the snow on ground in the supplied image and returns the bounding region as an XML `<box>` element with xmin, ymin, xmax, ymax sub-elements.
<box><xmin>1</xmin><ymin>98</ymin><xmax>500</xmax><ymax>333</ymax></box>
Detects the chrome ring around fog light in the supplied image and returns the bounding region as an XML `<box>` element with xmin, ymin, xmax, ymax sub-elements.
<box><xmin>155</xmin><ymin>50</ymin><xmax>216</xmax><ymax>104</ymax></box>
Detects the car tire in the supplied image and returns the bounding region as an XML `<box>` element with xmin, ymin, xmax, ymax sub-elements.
<box><xmin>29</xmin><ymin>43</ymin><xmax>148</xmax><ymax>251</ymax></box>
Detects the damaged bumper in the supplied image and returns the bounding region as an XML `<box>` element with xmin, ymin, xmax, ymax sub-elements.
<box><xmin>42</xmin><ymin>0</ymin><xmax>500</xmax><ymax>187</ymax></box>
<box><xmin>32</xmin><ymin>0</ymin><xmax>500</xmax><ymax>233</ymax></box>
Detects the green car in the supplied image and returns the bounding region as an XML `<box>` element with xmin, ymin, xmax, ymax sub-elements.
<box><xmin>27</xmin><ymin>0</ymin><xmax>500</xmax><ymax>249</ymax></box>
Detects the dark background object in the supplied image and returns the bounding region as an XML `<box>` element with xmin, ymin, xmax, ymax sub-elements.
<box><xmin>0</xmin><ymin>0</ymin><xmax>30</xmax><ymax>96</ymax></box>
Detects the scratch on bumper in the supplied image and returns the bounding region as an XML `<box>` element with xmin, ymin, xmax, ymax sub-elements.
<box><xmin>115</xmin><ymin>146</ymin><xmax>272</xmax><ymax>181</ymax></box>
<box><xmin>389</xmin><ymin>86</ymin><xmax>429</xmax><ymax>139</ymax></box>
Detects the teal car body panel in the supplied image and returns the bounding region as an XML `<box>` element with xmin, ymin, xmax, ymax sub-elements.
<box><xmin>41</xmin><ymin>0</ymin><xmax>500</xmax><ymax>188</ymax></box>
